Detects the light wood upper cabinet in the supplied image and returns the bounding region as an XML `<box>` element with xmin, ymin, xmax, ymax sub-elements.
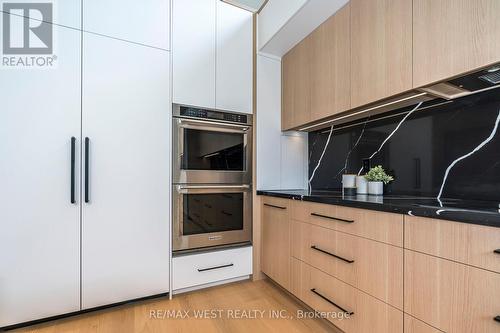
<box><xmin>261</xmin><ymin>197</ymin><xmax>291</xmax><ymax>290</ymax></box>
<box><xmin>310</xmin><ymin>3</ymin><xmax>351</xmax><ymax>122</ymax></box>
<box><xmin>350</xmin><ymin>0</ymin><xmax>413</xmax><ymax>108</ymax></box>
<box><xmin>282</xmin><ymin>38</ymin><xmax>311</xmax><ymax>131</ymax></box>
<box><xmin>413</xmin><ymin>0</ymin><xmax>500</xmax><ymax>88</ymax></box>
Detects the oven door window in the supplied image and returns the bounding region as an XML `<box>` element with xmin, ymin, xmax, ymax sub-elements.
<box><xmin>182</xmin><ymin>193</ymin><xmax>244</xmax><ymax>236</ymax></box>
<box><xmin>182</xmin><ymin>129</ymin><xmax>244</xmax><ymax>171</ymax></box>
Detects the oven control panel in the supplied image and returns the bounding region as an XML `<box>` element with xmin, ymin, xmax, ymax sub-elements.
<box><xmin>180</xmin><ymin>106</ymin><xmax>249</xmax><ymax>125</ymax></box>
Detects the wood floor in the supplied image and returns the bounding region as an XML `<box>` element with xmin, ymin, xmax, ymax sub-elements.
<box><xmin>13</xmin><ymin>279</ymin><xmax>338</xmax><ymax>333</ymax></box>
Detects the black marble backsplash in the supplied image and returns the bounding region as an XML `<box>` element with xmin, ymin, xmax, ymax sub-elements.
<box><xmin>308</xmin><ymin>89</ymin><xmax>500</xmax><ymax>202</ymax></box>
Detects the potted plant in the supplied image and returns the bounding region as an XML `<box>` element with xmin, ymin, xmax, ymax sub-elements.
<box><xmin>364</xmin><ymin>165</ymin><xmax>394</xmax><ymax>196</ymax></box>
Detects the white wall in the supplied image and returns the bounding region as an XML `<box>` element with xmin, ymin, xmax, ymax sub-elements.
<box><xmin>257</xmin><ymin>0</ymin><xmax>348</xmax><ymax>57</ymax></box>
<box><xmin>256</xmin><ymin>54</ymin><xmax>308</xmax><ymax>190</ymax></box>
<box><xmin>257</xmin><ymin>0</ymin><xmax>306</xmax><ymax>51</ymax></box>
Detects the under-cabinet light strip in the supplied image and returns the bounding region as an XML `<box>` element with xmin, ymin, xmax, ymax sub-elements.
<box><xmin>298</xmin><ymin>92</ymin><xmax>428</xmax><ymax>131</ymax></box>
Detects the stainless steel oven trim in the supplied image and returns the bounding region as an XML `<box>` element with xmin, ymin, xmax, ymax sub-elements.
<box><xmin>173</xmin><ymin>103</ymin><xmax>253</xmax><ymax>126</ymax></box>
<box><xmin>173</xmin><ymin>117</ymin><xmax>253</xmax><ymax>184</ymax></box>
<box><xmin>172</xmin><ymin>184</ymin><xmax>252</xmax><ymax>251</ymax></box>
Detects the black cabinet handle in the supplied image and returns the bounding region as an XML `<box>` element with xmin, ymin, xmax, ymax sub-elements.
<box><xmin>310</xmin><ymin>212</ymin><xmax>354</xmax><ymax>223</ymax></box>
<box><xmin>197</xmin><ymin>263</ymin><xmax>234</xmax><ymax>272</ymax></box>
<box><xmin>264</xmin><ymin>203</ymin><xmax>286</xmax><ymax>210</ymax></box>
<box><xmin>494</xmin><ymin>249</ymin><xmax>500</xmax><ymax>254</ymax></box>
<box><xmin>85</xmin><ymin>137</ymin><xmax>90</xmax><ymax>203</ymax></box>
<box><xmin>310</xmin><ymin>288</ymin><xmax>354</xmax><ymax>315</ymax></box>
<box><xmin>494</xmin><ymin>316</ymin><xmax>500</xmax><ymax>323</ymax></box>
<box><xmin>311</xmin><ymin>245</ymin><xmax>355</xmax><ymax>264</ymax></box>
<box><xmin>70</xmin><ymin>137</ymin><xmax>76</xmax><ymax>204</ymax></box>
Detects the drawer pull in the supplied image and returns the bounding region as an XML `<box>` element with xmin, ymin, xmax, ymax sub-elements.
<box><xmin>197</xmin><ymin>263</ymin><xmax>234</xmax><ymax>272</ymax></box>
<box><xmin>310</xmin><ymin>213</ymin><xmax>354</xmax><ymax>223</ymax></box>
<box><xmin>311</xmin><ymin>245</ymin><xmax>355</xmax><ymax>264</ymax></box>
<box><xmin>495</xmin><ymin>316</ymin><xmax>500</xmax><ymax>323</ymax></box>
<box><xmin>494</xmin><ymin>249</ymin><xmax>500</xmax><ymax>254</ymax></box>
<box><xmin>264</xmin><ymin>203</ymin><xmax>286</xmax><ymax>210</ymax></box>
<box><xmin>310</xmin><ymin>288</ymin><xmax>354</xmax><ymax>315</ymax></box>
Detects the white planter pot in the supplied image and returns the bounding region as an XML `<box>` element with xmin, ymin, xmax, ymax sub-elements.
<box><xmin>342</xmin><ymin>174</ymin><xmax>356</xmax><ymax>188</ymax></box>
<box><xmin>368</xmin><ymin>181</ymin><xmax>384</xmax><ymax>196</ymax></box>
<box><xmin>355</xmin><ymin>176</ymin><xmax>368</xmax><ymax>194</ymax></box>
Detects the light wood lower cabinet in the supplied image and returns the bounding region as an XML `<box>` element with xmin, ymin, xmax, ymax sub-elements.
<box><xmin>292</xmin><ymin>200</ymin><xmax>403</xmax><ymax>246</ymax></box>
<box><xmin>261</xmin><ymin>197</ymin><xmax>290</xmax><ymax>290</ymax></box>
<box><xmin>291</xmin><ymin>258</ymin><xmax>403</xmax><ymax>333</ymax></box>
<box><xmin>291</xmin><ymin>220</ymin><xmax>403</xmax><ymax>309</ymax></box>
<box><xmin>404</xmin><ymin>250</ymin><xmax>500</xmax><ymax>333</ymax></box>
<box><xmin>404</xmin><ymin>314</ymin><xmax>443</xmax><ymax>333</ymax></box>
<box><xmin>405</xmin><ymin>215</ymin><xmax>500</xmax><ymax>274</ymax></box>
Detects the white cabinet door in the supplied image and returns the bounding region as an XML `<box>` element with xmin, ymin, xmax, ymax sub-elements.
<box><xmin>82</xmin><ymin>34</ymin><xmax>170</xmax><ymax>309</ymax></box>
<box><xmin>84</xmin><ymin>0</ymin><xmax>170</xmax><ymax>50</ymax></box>
<box><xmin>0</xmin><ymin>23</ymin><xmax>81</xmax><ymax>327</ymax></box>
<box><xmin>172</xmin><ymin>0</ymin><xmax>216</xmax><ymax>108</ymax></box>
<box><xmin>216</xmin><ymin>1</ymin><xmax>253</xmax><ymax>113</ymax></box>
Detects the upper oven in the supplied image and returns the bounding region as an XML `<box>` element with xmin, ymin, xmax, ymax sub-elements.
<box><xmin>173</xmin><ymin>104</ymin><xmax>252</xmax><ymax>184</ymax></box>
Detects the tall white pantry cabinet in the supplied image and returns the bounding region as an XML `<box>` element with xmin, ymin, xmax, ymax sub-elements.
<box><xmin>0</xmin><ymin>0</ymin><xmax>170</xmax><ymax>327</ymax></box>
<box><xmin>172</xmin><ymin>0</ymin><xmax>253</xmax><ymax>113</ymax></box>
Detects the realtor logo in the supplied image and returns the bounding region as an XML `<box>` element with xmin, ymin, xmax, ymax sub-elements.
<box><xmin>1</xmin><ymin>1</ymin><xmax>56</xmax><ymax>68</ymax></box>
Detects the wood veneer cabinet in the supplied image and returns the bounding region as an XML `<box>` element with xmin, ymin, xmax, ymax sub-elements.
<box><xmin>413</xmin><ymin>0</ymin><xmax>500</xmax><ymax>87</ymax></box>
<box><xmin>309</xmin><ymin>3</ymin><xmax>351</xmax><ymax>122</ymax></box>
<box><xmin>404</xmin><ymin>250</ymin><xmax>500</xmax><ymax>333</ymax></box>
<box><xmin>350</xmin><ymin>0</ymin><xmax>413</xmax><ymax>108</ymax></box>
<box><xmin>405</xmin><ymin>215</ymin><xmax>500</xmax><ymax>274</ymax></box>
<box><xmin>281</xmin><ymin>38</ymin><xmax>311</xmax><ymax>131</ymax></box>
<box><xmin>261</xmin><ymin>197</ymin><xmax>291</xmax><ymax>289</ymax></box>
<box><xmin>281</xmin><ymin>3</ymin><xmax>350</xmax><ymax>130</ymax></box>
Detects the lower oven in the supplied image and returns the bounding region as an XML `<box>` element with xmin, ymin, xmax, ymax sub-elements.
<box><xmin>172</xmin><ymin>184</ymin><xmax>252</xmax><ymax>252</ymax></box>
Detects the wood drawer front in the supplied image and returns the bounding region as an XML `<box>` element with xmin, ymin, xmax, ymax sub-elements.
<box><xmin>404</xmin><ymin>314</ymin><xmax>443</xmax><ymax>333</ymax></box>
<box><xmin>405</xmin><ymin>216</ymin><xmax>500</xmax><ymax>273</ymax></box>
<box><xmin>261</xmin><ymin>196</ymin><xmax>291</xmax><ymax>289</ymax></box>
<box><xmin>404</xmin><ymin>250</ymin><xmax>500</xmax><ymax>333</ymax></box>
<box><xmin>291</xmin><ymin>220</ymin><xmax>403</xmax><ymax>309</ymax></box>
<box><xmin>173</xmin><ymin>246</ymin><xmax>252</xmax><ymax>291</ymax></box>
<box><xmin>292</xmin><ymin>201</ymin><xmax>403</xmax><ymax>246</ymax></box>
<box><xmin>291</xmin><ymin>258</ymin><xmax>403</xmax><ymax>333</ymax></box>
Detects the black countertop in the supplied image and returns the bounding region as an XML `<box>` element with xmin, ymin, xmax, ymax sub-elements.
<box><xmin>256</xmin><ymin>189</ymin><xmax>500</xmax><ymax>228</ymax></box>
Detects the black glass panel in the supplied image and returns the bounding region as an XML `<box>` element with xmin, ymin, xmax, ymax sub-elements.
<box><xmin>182</xmin><ymin>193</ymin><xmax>244</xmax><ymax>235</ymax></box>
<box><xmin>182</xmin><ymin>129</ymin><xmax>244</xmax><ymax>171</ymax></box>
<box><xmin>308</xmin><ymin>89</ymin><xmax>500</xmax><ymax>202</ymax></box>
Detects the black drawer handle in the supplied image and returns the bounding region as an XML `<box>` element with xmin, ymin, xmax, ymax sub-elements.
<box><xmin>310</xmin><ymin>288</ymin><xmax>354</xmax><ymax>315</ymax></box>
<box><xmin>311</xmin><ymin>245</ymin><xmax>355</xmax><ymax>264</ymax></box>
<box><xmin>197</xmin><ymin>263</ymin><xmax>234</xmax><ymax>272</ymax></box>
<box><xmin>495</xmin><ymin>316</ymin><xmax>500</xmax><ymax>323</ymax></box>
<box><xmin>70</xmin><ymin>137</ymin><xmax>76</xmax><ymax>204</ymax></box>
<box><xmin>84</xmin><ymin>137</ymin><xmax>90</xmax><ymax>203</ymax></box>
<box><xmin>264</xmin><ymin>203</ymin><xmax>286</xmax><ymax>210</ymax></box>
<box><xmin>494</xmin><ymin>249</ymin><xmax>500</xmax><ymax>254</ymax></box>
<box><xmin>310</xmin><ymin>213</ymin><xmax>354</xmax><ymax>223</ymax></box>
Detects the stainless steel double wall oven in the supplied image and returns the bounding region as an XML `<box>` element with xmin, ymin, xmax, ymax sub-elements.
<box><xmin>172</xmin><ymin>104</ymin><xmax>252</xmax><ymax>252</ymax></box>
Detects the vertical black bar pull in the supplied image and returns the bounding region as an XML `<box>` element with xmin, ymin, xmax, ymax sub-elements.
<box><xmin>70</xmin><ymin>137</ymin><xmax>76</xmax><ymax>204</ymax></box>
<box><xmin>85</xmin><ymin>137</ymin><xmax>90</xmax><ymax>203</ymax></box>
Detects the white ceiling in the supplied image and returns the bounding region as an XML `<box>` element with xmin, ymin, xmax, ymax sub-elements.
<box><xmin>222</xmin><ymin>0</ymin><xmax>267</xmax><ymax>12</ymax></box>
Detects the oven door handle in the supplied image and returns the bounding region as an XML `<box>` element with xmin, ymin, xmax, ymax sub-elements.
<box><xmin>178</xmin><ymin>118</ymin><xmax>250</xmax><ymax>132</ymax></box>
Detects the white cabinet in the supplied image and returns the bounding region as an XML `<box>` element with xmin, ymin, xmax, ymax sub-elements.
<box><xmin>216</xmin><ymin>1</ymin><xmax>253</xmax><ymax>113</ymax></box>
<box><xmin>173</xmin><ymin>246</ymin><xmax>252</xmax><ymax>291</ymax></box>
<box><xmin>173</xmin><ymin>0</ymin><xmax>253</xmax><ymax>112</ymax></box>
<box><xmin>172</xmin><ymin>0</ymin><xmax>216</xmax><ymax>108</ymax></box>
<box><xmin>0</xmin><ymin>24</ymin><xmax>81</xmax><ymax>327</ymax></box>
<box><xmin>82</xmin><ymin>34</ymin><xmax>171</xmax><ymax>309</ymax></box>
<box><xmin>84</xmin><ymin>0</ymin><xmax>170</xmax><ymax>50</ymax></box>
<box><xmin>0</xmin><ymin>15</ymin><xmax>171</xmax><ymax>327</ymax></box>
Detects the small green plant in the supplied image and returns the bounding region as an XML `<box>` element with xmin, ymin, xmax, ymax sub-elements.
<box><xmin>364</xmin><ymin>165</ymin><xmax>394</xmax><ymax>184</ymax></box>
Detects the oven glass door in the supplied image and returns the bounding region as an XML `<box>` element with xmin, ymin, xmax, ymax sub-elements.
<box><xmin>174</xmin><ymin>118</ymin><xmax>252</xmax><ymax>184</ymax></box>
<box><xmin>173</xmin><ymin>185</ymin><xmax>252</xmax><ymax>251</ymax></box>
<box><xmin>182</xmin><ymin>128</ymin><xmax>244</xmax><ymax>171</ymax></box>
